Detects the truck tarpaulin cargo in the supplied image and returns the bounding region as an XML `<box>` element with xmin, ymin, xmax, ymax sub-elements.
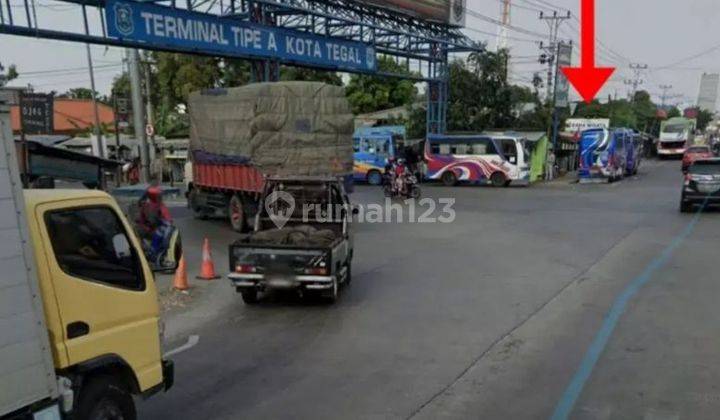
<box><xmin>189</xmin><ymin>82</ymin><xmax>354</xmax><ymax>177</ymax></box>
<box><xmin>186</xmin><ymin>82</ymin><xmax>355</xmax><ymax>232</ymax></box>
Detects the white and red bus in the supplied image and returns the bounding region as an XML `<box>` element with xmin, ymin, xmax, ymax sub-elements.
<box><xmin>424</xmin><ymin>134</ymin><xmax>531</xmax><ymax>187</ymax></box>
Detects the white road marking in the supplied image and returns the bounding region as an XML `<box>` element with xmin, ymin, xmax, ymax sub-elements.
<box><xmin>164</xmin><ymin>334</ymin><xmax>200</xmax><ymax>358</ymax></box>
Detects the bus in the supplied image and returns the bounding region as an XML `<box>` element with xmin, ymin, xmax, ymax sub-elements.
<box><xmin>353</xmin><ymin>126</ymin><xmax>405</xmax><ymax>185</ymax></box>
<box><xmin>424</xmin><ymin>134</ymin><xmax>531</xmax><ymax>187</ymax></box>
<box><xmin>658</xmin><ymin>117</ymin><xmax>696</xmax><ymax>157</ymax></box>
<box><xmin>624</xmin><ymin>129</ymin><xmax>643</xmax><ymax>176</ymax></box>
<box><xmin>578</xmin><ymin>128</ymin><xmax>627</xmax><ymax>182</ymax></box>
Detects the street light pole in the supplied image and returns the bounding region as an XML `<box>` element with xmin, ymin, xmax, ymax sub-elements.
<box><xmin>85</xmin><ymin>44</ymin><xmax>104</xmax><ymax>159</ymax></box>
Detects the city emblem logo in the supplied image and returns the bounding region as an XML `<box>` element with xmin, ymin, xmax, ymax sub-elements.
<box><xmin>366</xmin><ymin>47</ymin><xmax>376</xmax><ymax>69</ymax></box>
<box><xmin>114</xmin><ymin>2</ymin><xmax>134</xmax><ymax>36</ymax></box>
<box><xmin>453</xmin><ymin>0</ymin><xmax>465</xmax><ymax>23</ymax></box>
<box><xmin>265</xmin><ymin>190</ymin><xmax>296</xmax><ymax>229</ymax></box>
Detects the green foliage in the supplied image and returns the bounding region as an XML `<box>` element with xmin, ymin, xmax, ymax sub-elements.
<box><xmin>695</xmin><ymin>108</ymin><xmax>714</xmax><ymax>131</ymax></box>
<box><xmin>445</xmin><ymin>51</ymin><xmax>546</xmax><ymax>132</ymax></box>
<box><xmin>345</xmin><ymin>56</ymin><xmax>418</xmax><ymax>114</ymax></box>
<box><xmin>280</xmin><ymin>67</ymin><xmax>342</xmax><ymax>85</ymax></box>
<box><xmin>572</xmin><ymin>90</ymin><xmax>671</xmax><ymax>132</ymax></box>
<box><xmin>666</xmin><ymin>107</ymin><xmax>681</xmax><ymax>119</ymax></box>
<box><xmin>0</xmin><ymin>63</ymin><xmax>18</xmax><ymax>87</ymax></box>
<box><xmin>62</xmin><ymin>87</ymin><xmax>96</xmax><ymax>100</ymax></box>
<box><xmin>154</xmin><ymin>53</ymin><xmax>222</xmax><ymax>110</ymax></box>
<box><xmin>110</xmin><ymin>72</ymin><xmax>131</xmax><ymax>102</ymax></box>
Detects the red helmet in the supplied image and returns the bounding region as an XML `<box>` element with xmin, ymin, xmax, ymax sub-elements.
<box><xmin>146</xmin><ymin>186</ymin><xmax>162</xmax><ymax>202</ymax></box>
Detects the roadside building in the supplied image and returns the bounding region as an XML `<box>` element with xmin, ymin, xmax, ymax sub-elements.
<box><xmin>10</xmin><ymin>98</ymin><xmax>115</xmax><ymax>135</ymax></box>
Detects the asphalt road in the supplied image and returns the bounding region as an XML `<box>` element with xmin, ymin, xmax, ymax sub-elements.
<box><xmin>139</xmin><ymin>160</ymin><xmax>720</xmax><ymax>420</ymax></box>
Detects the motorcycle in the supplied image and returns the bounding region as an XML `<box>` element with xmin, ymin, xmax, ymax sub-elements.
<box><xmin>384</xmin><ymin>171</ymin><xmax>421</xmax><ymax>200</ymax></box>
<box><xmin>130</xmin><ymin>197</ymin><xmax>183</xmax><ymax>273</ymax></box>
<box><xmin>142</xmin><ymin>222</ymin><xmax>183</xmax><ymax>273</ymax></box>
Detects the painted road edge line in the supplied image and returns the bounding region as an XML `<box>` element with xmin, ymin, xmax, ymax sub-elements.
<box><xmin>164</xmin><ymin>334</ymin><xmax>200</xmax><ymax>358</ymax></box>
<box><xmin>550</xmin><ymin>207</ymin><xmax>705</xmax><ymax>420</ymax></box>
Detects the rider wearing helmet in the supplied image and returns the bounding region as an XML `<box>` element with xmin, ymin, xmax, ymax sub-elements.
<box><xmin>137</xmin><ymin>186</ymin><xmax>172</xmax><ymax>240</ymax></box>
<box><xmin>394</xmin><ymin>159</ymin><xmax>408</xmax><ymax>194</ymax></box>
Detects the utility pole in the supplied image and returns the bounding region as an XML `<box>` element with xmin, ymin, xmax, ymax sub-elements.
<box><xmin>127</xmin><ymin>48</ymin><xmax>150</xmax><ymax>183</ymax></box>
<box><xmin>659</xmin><ymin>84</ymin><xmax>673</xmax><ymax>107</ymax></box>
<box><xmin>539</xmin><ymin>10</ymin><xmax>571</xmax><ymax>101</ymax></box>
<box><xmin>625</xmin><ymin>63</ymin><xmax>648</xmax><ymax>100</ymax></box>
<box><xmin>85</xmin><ymin>44</ymin><xmax>104</xmax><ymax>159</ymax></box>
<box><xmin>143</xmin><ymin>53</ymin><xmax>155</xmax><ymax>151</ymax></box>
<box><xmin>497</xmin><ymin>0</ymin><xmax>512</xmax><ymax>80</ymax></box>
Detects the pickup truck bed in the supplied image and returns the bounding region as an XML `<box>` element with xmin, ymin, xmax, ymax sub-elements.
<box><xmin>229</xmin><ymin>224</ymin><xmax>350</xmax><ymax>303</ymax></box>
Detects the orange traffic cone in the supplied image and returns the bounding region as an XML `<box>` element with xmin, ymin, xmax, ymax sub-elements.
<box><xmin>196</xmin><ymin>238</ymin><xmax>220</xmax><ymax>280</ymax></box>
<box><xmin>173</xmin><ymin>255</ymin><xmax>189</xmax><ymax>291</ymax></box>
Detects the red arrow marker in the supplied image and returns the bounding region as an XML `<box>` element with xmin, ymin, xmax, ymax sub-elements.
<box><xmin>561</xmin><ymin>0</ymin><xmax>615</xmax><ymax>103</ymax></box>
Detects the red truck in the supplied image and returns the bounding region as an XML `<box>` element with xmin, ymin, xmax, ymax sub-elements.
<box><xmin>187</xmin><ymin>159</ymin><xmax>265</xmax><ymax>231</ymax></box>
<box><xmin>185</xmin><ymin>82</ymin><xmax>354</xmax><ymax>232</ymax></box>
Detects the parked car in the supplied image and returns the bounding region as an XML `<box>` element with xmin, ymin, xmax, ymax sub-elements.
<box><xmin>682</xmin><ymin>145</ymin><xmax>714</xmax><ymax>173</ymax></box>
<box><xmin>680</xmin><ymin>158</ymin><xmax>720</xmax><ymax>213</ymax></box>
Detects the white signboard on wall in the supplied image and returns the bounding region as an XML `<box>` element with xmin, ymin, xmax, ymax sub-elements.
<box><xmin>565</xmin><ymin>118</ymin><xmax>610</xmax><ymax>133</ymax></box>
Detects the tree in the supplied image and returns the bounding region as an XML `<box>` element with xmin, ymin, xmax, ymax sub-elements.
<box><xmin>0</xmin><ymin>63</ymin><xmax>18</xmax><ymax>87</ymax></box>
<box><xmin>62</xmin><ymin>87</ymin><xmax>97</xmax><ymax>100</ymax></box>
<box><xmin>280</xmin><ymin>66</ymin><xmax>342</xmax><ymax>85</ymax></box>
<box><xmin>695</xmin><ymin>109</ymin><xmax>714</xmax><ymax>131</ymax></box>
<box><xmin>345</xmin><ymin>56</ymin><xmax>418</xmax><ymax>114</ymax></box>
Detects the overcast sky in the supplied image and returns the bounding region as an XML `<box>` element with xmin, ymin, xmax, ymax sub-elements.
<box><xmin>2</xmin><ymin>0</ymin><xmax>720</xmax><ymax>109</ymax></box>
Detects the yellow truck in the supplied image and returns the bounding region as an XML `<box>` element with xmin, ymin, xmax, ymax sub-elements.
<box><xmin>1</xmin><ymin>101</ymin><xmax>172</xmax><ymax>419</ymax></box>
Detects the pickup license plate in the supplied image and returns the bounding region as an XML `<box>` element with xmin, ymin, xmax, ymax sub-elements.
<box><xmin>267</xmin><ymin>276</ymin><xmax>295</xmax><ymax>289</ymax></box>
<box><xmin>698</xmin><ymin>183</ymin><xmax>720</xmax><ymax>194</ymax></box>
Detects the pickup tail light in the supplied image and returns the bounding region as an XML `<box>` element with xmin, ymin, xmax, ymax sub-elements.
<box><xmin>304</xmin><ymin>267</ymin><xmax>328</xmax><ymax>276</ymax></box>
<box><xmin>236</xmin><ymin>264</ymin><xmax>257</xmax><ymax>273</ymax></box>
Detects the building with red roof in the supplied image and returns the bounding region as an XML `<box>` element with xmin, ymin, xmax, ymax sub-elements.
<box><xmin>11</xmin><ymin>98</ymin><xmax>115</xmax><ymax>135</ymax></box>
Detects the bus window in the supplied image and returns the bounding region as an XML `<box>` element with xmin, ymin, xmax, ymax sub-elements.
<box><xmin>369</xmin><ymin>138</ymin><xmax>390</xmax><ymax>157</ymax></box>
<box><xmin>439</xmin><ymin>144</ymin><xmax>451</xmax><ymax>155</ymax></box>
<box><xmin>468</xmin><ymin>139</ymin><xmax>497</xmax><ymax>155</ymax></box>
<box><xmin>500</xmin><ymin>139</ymin><xmax>518</xmax><ymax>164</ymax></box>
<box><xmin>452</xmin><ymin>144</ymin><xmax>469</xmax><ymax>155</ymax></box>
<box><xmin>431</xmin><ymin>143</ymin><xmax>441</xmax><ymax>154</ymax></box>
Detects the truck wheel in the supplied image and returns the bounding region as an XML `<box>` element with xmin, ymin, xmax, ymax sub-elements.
<box><xmin>344</xmin><ymin>261</ymin><xmax>352</xmax><ymax>285</ymax></box>
<box><xmin>228</xmin><ymin>195</ymin><xmax>245</xmax><ymax>232</ymax></box>
<box><xmin>188</xmin><ymin>190</ymin><xmax>208</xmax><ymax>220</ymax></box>
<box><xmin>367</xmin><ymin>170</ymin><xmax>383</xmax><ymax>186</ymax></box>
<box><xmin>441</xmin><ymin>171</ymin><xmax>457</xmax><ymax>187</ymax></box>
<box><xmin>490</xmin><ymin>172</ymin><xmax>507</xmax><ymax>188</ymax></box>
<box><xmin>324</xmin><ymin>276</ymin><xmax>339</xmax><ymax>304</ymax></box>
<box><xmin>75</xmin><ymin>376</ymin><xmax>136</xmax><ymax>420</ymax></box>
<box><xmin>240</xmin><ymin>288</ymin><xmax>259</xmax><ymax>304</ymax></box>
<box><xmin>680</xmin><ymin>201</ymin><xmax>693</xmax><ymax>213</ymax></box>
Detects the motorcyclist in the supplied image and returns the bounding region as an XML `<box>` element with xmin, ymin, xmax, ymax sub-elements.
<box><xmin>137</xmin><ymin>186</ymin><xmax>172</xmax><ymax>243</ymax></box>
<box><xmin>394</xmin><ymin>159</ymin><xmax>409</xmax><ymax>195</ymax></box>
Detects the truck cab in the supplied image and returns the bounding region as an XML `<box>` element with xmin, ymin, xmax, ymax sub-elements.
<box><xmin>4</xmin><ymin>189</ymin><xmax>173</xmax><ymax>420</ymax></box>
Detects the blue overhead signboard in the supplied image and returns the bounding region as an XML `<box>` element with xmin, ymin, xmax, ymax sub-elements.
<box><xmin>105</xmin><ymin>0</ymin><xmax>377</xmax><ymax>72</ymax></box>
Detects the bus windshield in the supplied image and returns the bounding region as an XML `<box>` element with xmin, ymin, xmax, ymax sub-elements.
<box><xmin>663</xmin><ymin>124</ymin><xmax>687</xmax><ymax>134</ymax></box>
<box><xmin>581</xmin><ymin>130</ymin><xmax>610</xmax><ymax>153</ymax></box>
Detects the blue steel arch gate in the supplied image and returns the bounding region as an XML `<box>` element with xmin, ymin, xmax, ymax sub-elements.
<box><xmin>0</xmin><ymin>0</ymin><xmax>482</xmax><ymax>134</ymax></box>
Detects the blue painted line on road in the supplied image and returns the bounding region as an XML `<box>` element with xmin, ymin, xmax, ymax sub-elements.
<box><xmin>550</xmin><ymin>206</ymin><xmax>706</xmax><ymax>420</ymax></box>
